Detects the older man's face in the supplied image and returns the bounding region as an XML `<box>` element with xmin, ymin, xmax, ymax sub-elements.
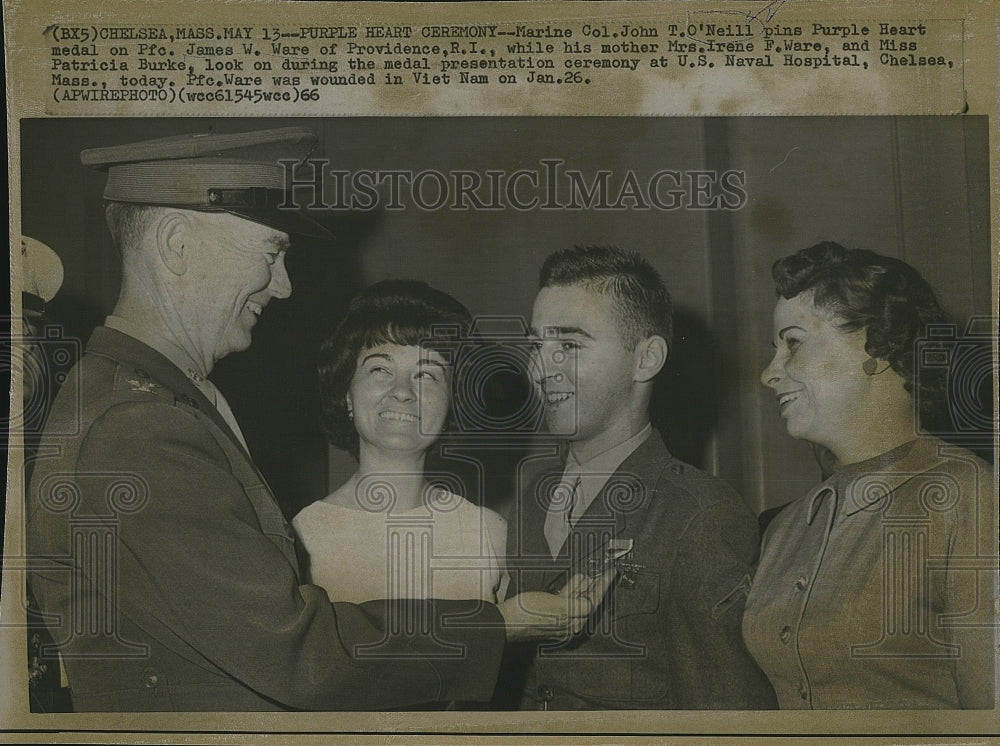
<box><xmin>180</xmin><ymin>212</ymin><xmax>291</xmax><ymax>367</ymax></box>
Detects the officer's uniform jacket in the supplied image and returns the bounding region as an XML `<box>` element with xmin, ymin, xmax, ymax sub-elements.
<box><xmin>507</xmin><ymin>430</ymin><xmax>776</xmax><ymax>710</ymax></box>
<box><xmin>27</xmin><ymin>327</ymin><xmax>504</xmax><ymax>711</ymax></box>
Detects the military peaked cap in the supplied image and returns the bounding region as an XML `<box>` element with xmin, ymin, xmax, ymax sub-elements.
<box><xmin>81</xmin><ymin>127</ymin><xmax>331</xmax><ymax>239</ymax></box>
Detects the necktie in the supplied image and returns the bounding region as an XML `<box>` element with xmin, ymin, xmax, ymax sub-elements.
<box><xmin>543</xmin><ymin>474</ymin><xmax>580</xmax><ymax>559</ymax></box>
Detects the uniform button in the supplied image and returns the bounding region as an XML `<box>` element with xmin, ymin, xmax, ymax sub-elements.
<box><xmin>143</xmin><ymin>668</ymin><xmax>159</xmax><ymax>688</ymax></box>
<box><xmin>794</xmin><ymin>576</ymin><xmax>808</xmax><ymax>591</ymax></box>
<box><xmin>135</xmin><ymin>368</ymin><xmax>149</xmax><ymax>378</ymax></box>
<box><xmin>179</xmin><ymin>395</ymin><xmax>199</xmax><ymax>408</ymax></box>
<box><xmin>670</xmin><ymin>463</ymin><xmax>684</xmax><ymax>475</ymax></box>
<box><xmin>798</xmin><ymin>681</ymin><xmax>809</xmax><ymax>700</ymax></box>
<box><xmin>780</xmin><ymin>625</ymin><xmax>792</xmax><ymax>644</ymax></box>
<box><xmin>538</xmin><ymin>685</ymin><xmax>554</xmax><ymax>702</ymax></box>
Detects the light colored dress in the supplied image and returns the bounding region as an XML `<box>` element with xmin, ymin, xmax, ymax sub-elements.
<box><xmin>293</xmin><ymin>489</ymin><xmax>509</xmax><ymax>605</ymax></box>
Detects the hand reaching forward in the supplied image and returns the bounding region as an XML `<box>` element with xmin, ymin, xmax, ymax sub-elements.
<box><xmin>496</xmin><ymin>569</ymin><xmax>616</xmax><ymax>643</ymax></box>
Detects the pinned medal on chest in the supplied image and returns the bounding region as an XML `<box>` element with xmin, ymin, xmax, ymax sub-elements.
<box><xmin>587</xmin><ymin>538</ymin><xmax>645</xmax><ymax>587</ymax></box>
<box><xmin>126</xmin><ymin>373</ymin><xmax>161</xmax><ymax>394</ymax></box>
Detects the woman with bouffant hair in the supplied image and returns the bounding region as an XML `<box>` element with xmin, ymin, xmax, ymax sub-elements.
<box><xmin>293</xmin><ymin>280</ymin><xmax>508</xmax><ymax>605</ymax></box>
<box><xmin>743</xmin><ymin>242</ymin><xmax>995</xmax><ymax>709</ymax></box>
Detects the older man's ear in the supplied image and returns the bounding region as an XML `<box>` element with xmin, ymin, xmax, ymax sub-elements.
<box><xmin>156</xmin><ymin>210</ymin><xmax>192</xmax><ymax>277</ymax></box>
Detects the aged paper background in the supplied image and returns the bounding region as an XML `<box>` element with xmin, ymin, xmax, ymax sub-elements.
<box><xmin>3</xmin><ymin>0</ymin><xmax>998</xmax><ymax>742</ymax></box>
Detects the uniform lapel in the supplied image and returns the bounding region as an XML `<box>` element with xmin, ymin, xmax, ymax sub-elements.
<box><xmin>88</xmin><ymin>327</ymin><xmax>287</xmax><ymax>508</ymax></box>
<box><xmin>569</xmin><ymin>432</ymin><xmax>664</xmax><ymax>542</ymax></box>
<box><xmin>90</xmin><ymin>327</ymin><xmax>255</xmax><ymax>463</ymax></box>
<box><xmin>87</xmin><ymin>327</ymin><xmax>299</xmax><ymax>571</ymax></box>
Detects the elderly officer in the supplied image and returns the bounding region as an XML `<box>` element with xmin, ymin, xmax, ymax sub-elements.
<box><xmin>26</xmin><ymin>127</ymin><xmax>607</xmax><ymax>712</ymax></box>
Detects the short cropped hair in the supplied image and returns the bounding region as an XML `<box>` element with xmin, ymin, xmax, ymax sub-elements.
<box><xmin>772</xmin><ymin>241</ymin><xmax>951</xmax><ymax>423</ymax></box>
<box><xmin>105</xmin><ymin>202</ymin><xmax>160</xmax><ymax>253</ymax></box>
<box><xmin>318</xmin><ymin>279</ymin><xmax>472</xmax><ymax>456</ymax></box>
<box><xmin>539</xmin><ymin>245</ymin><xmax>673</xmax><ymax>351</ymax></box>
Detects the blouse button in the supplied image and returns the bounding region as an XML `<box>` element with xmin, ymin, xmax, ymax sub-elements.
<box><xmin>780</xmin><ymin>625</ymin><xmax>792</xmax><ymax>644</ymax></box>
<box><xmin>794</xmin><ymin>576</ymin><xmax>808</xmax><ymax>591</ymax></box>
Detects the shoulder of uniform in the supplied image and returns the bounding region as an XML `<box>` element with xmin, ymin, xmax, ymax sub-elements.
<box><xmin>653</xmin><ymin>455</ymin><xmax>743</xmax><ymax>509</ymax></box>
<box><xmin>110</xmin><ymin>363</ymin><xmax>203</xmax><ymax>411</ymax></box>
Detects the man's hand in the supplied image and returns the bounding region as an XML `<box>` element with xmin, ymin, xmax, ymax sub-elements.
<box><xmin>496</xmin><ymin>569</ymin><xmax>616</xmax><ymax>643</ymax></box>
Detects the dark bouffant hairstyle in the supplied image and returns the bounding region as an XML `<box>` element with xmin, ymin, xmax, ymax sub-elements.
<box><xmin>539</xmin><ymin>245</ymin><xmax>673</xmax><ymax>351</ymax></box>
<box><xmin>772</xmin><ymin>241</ymin><xmax>951</xmax><ymax>425</ymax></box>
<box><xmin>318</xmin><ymin>279</ymin><xmax>472</xmax><ymax>456</ymax></box>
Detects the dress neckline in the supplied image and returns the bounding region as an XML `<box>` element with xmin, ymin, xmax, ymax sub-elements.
<box><xmin>314</xmin><ymin>490</ymin><xmax>468</xmax><ymax>516</ymax></box>
<box><xmin>830</xmin><ymin>439</ymin><xmax>917</xmax><ymax>486</ymax></box>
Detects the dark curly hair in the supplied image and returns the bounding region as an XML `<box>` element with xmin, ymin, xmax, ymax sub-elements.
<box><xmin>318</xmin><ymin>280</ymin><xmax>472</xmax><ymax>456</ymax></box>
<box><xmin>772</xmin><ymin>241</ymin><xmax>951</xmax><ymax>427</ymax></box>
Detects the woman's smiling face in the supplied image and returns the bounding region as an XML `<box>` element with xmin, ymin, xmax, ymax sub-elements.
<box><xmin>760</xmin><ymin>292</ymin><xmax>874</xmax><ymax>458</ymax></box>
<box><xmin>347</xmin><ymin>343</ymin><xmax>451</xmax><ymax>457</ymax></box>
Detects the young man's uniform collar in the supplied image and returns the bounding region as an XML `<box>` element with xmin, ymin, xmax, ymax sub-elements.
<box><xmin>544</xmin><ymin>422</ymin><xmax>653</xmax><ymax>558</ymax></box>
